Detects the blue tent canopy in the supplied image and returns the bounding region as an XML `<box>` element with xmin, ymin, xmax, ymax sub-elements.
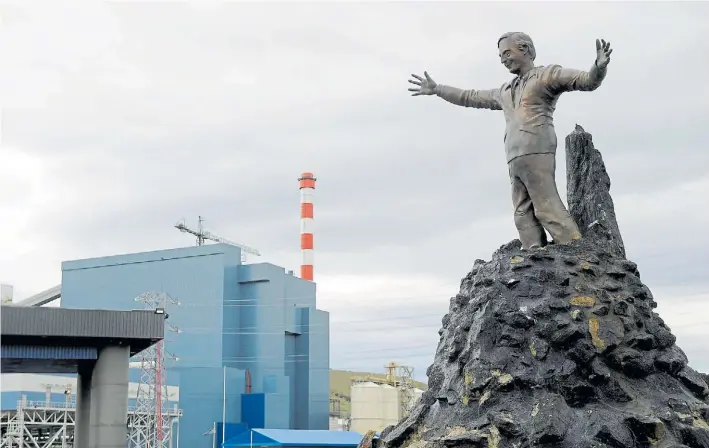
<box><xmin>223</xmin><ymin>429</ymin><xmax>366</xmax><ymax>448</ymax></box>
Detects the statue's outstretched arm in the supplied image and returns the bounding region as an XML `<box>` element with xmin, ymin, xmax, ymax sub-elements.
<box><xmin>545</xmin><ymin>39</ymin><xmax>613</xmax><ymax>94</ymax></box>
<box><xmin>434</xmin><ymin>85</ymin><xmax>502</xmax><ymax>110</ymax></box>
<box><xmin>545</xmin><ymin>64</ymin><xmax>607</xmax><ymax>93</ymax></box>
<box><xmin>408</xmin><ymin>72</ymin><xmax>502</xmax><ymax>110</ymax></box>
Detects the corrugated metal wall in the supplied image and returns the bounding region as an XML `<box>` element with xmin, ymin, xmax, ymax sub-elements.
<box><xmin>1</xmin><ymin>346</ymin><xmax>97</xmax><ymax>360</ymax></box>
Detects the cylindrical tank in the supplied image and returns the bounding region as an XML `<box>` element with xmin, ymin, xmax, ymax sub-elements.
<box><xmin>350</xmin><ymin>382</ymin><xmax>400</xmax><ymax>433</ymax></box>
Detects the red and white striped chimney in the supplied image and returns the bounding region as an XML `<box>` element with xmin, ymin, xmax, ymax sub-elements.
<box><xmin>299</xmin><ymin>172</ymin><xmax>316</xmax><ymax>281</ymax></box>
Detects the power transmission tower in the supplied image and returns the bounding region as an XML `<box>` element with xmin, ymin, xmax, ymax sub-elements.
<box><xmin>128</xmin><ymin>292</ymin><xmax>180</xmax><ymax>448</ymax></box>
<box><xmin>174</xmin><ymin>216</ymin><xmax>261</xmax><ymax>263</ymax></box>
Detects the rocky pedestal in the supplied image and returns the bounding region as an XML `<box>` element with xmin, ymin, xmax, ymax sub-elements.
<box><xmin>379</xmin><ymin>128</ymin><xmax>709</xmax><ymax>448</ymax></box>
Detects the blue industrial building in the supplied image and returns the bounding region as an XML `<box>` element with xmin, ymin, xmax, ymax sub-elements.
<box><xmin>58</xmin><ymin>243</ymin><xmax>330</xmax><ymax>448</ymax></box>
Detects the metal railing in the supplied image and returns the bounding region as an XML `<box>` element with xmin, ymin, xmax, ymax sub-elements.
<box><xmin>17</xmin><ymin>400</ymin><xmax>182</xmax><ymax>415</ymax></box>
<box><xmin>18</xmin><ymin>400</ymin><xmax>75</xmax><ymax>409</ymax></box>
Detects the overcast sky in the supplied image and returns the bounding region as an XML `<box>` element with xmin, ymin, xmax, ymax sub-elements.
<box><xmin>2</xmin><ymin>1</ymin><xmax>708</xmax><ymax>380</ymax></box>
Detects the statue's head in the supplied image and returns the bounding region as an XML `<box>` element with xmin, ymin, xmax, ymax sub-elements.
<box><xmin>498</xmin><ymin>32</ymin><xmax>536</xmax><ymax>75</ymax></box>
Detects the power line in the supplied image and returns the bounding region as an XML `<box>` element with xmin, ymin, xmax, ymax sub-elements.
<box><xmin>164</xmin><ymin>284</ymin><xmax>704</xmax><ymax>308</ymax></box>
<box><xmin>146</xmin><ymin>279</ymin><xmax>463</xmax><ymax>307</ymax></box>
<box><xmin>167</xmin><ymin>344</ymin><xmax>435</xmax><ymax>361</ymax></box>
<box><xmin>172</xmin><ymin>318</ymin><xmax>709</xmax><ymax>335</ymax></box>
<box><xmin>165</xmin><ymin>351</ymin><xmax>436</xmax><ymax>365</ymax></box>
<box><xmin>181</xmin><ymin>325</ymin><xmax>440</xmax><ymax>335</ymax></box>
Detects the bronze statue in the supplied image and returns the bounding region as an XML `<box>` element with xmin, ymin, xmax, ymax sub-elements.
<box><xmin>408</xmin><ymin>32</ymin><xmax>613</xmax><ymax>250</ymax></box>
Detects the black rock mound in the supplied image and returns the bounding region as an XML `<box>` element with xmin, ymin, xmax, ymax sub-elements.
<box><xmin>381</xmin><ymin>239</ymin><xmax>709</xmax><ymax>448</ymax></box>
<box><xmin>379</xmin><ymin>128</ymin><xmax>709</xmax><ymax>448</ymax></box>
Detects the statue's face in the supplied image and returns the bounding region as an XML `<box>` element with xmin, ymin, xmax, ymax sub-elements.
<box><xmin>498</xmin><ymin>38</ymin><xmax>529</xmax><ymax>75</ymax></box>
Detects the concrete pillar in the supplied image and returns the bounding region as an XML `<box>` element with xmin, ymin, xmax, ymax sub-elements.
<box><xmin>75</xmin><ymin>360</ymin><xmax>95</xmax><ymax>448</ymax></box>
<box><xmin>89</xmin><ymin>345</ymin><xmax>130</xmax><ymax>448</ymax></box>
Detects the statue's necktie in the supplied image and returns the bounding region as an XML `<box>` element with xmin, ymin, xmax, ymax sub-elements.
<box><xmin>511</xmin><ymin>77</ymin><xmax>520</xmax><ymax>105</ymax></box>
<box><xmin>511</xmin><ymin>73</ymin><xmax>529</xmax><ymax>106</ymax></box>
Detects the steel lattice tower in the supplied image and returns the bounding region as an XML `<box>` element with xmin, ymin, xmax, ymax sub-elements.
<box><xmin>397</xmin><ymin>365</ymin><xmax>416</xmax><ymax>419</ymax></box>
<box><xmin>128</xmin><ymin>292</ymin><xmax>179</xmax><ymax>448</ymax></box>
<box><xmin>384</xmin><ymin>361</ymin><xmax>416</xmax><ymax>420</ymax></box>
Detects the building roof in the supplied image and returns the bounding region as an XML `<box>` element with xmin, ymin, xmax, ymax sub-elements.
<box><xmin>1</xmin><ymin>306</ymin><xmax>165</xmax><ymax>374</ymax></box>
<box><xmin>223</xmin><ymin>429</ymin><xmax>365</xmax><ymax>447</ymax></box>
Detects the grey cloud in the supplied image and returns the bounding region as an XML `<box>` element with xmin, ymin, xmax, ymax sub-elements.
<box><xmin>3</xmin><ymin>1</ymin><xmax>709</xmax><ymax>377</ymax></box>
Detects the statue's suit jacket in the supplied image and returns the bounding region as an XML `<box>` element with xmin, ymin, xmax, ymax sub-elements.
<box><xmin>435</xmin><ymin>65</ymin><xmax>606</xmax><ymax>163</ymax></box>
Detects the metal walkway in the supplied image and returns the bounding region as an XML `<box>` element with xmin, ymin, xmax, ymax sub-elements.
<box><xmin>12</xmin><ymin>285</ymin><xmax>61</xmax><ymax>308</ymax></box>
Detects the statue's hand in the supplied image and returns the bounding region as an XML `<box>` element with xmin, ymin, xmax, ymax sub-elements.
<box><xmin>408</xmin><ymin>71</ymin><xmax>437</xmax><ymax>96</ymax></box>
<box><xmin>595</xmin><ymin>39</ymin><xmax>612</xmax><ymax>69</ymax></box>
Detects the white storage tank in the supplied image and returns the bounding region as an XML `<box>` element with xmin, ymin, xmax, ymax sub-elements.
<box><xmin>350</xmin><ymin>381</ymin><xmax>400</xmax><ymax>433</ymax></box>
<box><xmin>411</xmin><ymin>388</ymin><xmax>424</xmax><ymax>408</ymax></box>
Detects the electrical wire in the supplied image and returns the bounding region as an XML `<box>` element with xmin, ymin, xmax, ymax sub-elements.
<box><xmin>162</xmin><ymin>351</ymin><xmax>436</xmax><ymax>367</ymax></box>
<box><xmin>169</xmin><ymin>344</ymin><xmax>435</xmax><ymax>362</ymax></box>
<box><xmin>180</xmin><ymin>289</ymin><xmax>461</xmax><ymax>308</ymax></box>
<box><xmin>171</xmin><ymin>315</ymin><xmax>707</xmax><ymax>335</ymax></box>
<box><xmin>158</xmin><ymin>319</ymin><xmax>708</xmax><ymax>366</ymax></box>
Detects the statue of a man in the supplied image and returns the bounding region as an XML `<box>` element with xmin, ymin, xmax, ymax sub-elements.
<box><xmin>408</xmin><ymin>32</ymin><xmax>613</xmax><ymax>250</ymax></box>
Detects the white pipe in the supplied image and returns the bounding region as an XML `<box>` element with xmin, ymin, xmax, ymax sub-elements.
<box><xmin>222</xmin><ymin>366</ymin><xmax>227</xmax><ymax>446</ymax></box>
<box><xmin>169</xmin><ymin>420</ymin><xmax>174</xmax><ymax>448</ymax></box>
<box><xmin>129</xmin><ymin>361</ymin><xmax>156</xmax><ymax>368</ymax></box>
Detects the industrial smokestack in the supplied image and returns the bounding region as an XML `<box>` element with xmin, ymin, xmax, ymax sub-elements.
<box><xmin>298</xmin><ymin>172</ymin><xmax>316</xmax><ymax>281</ymax></box>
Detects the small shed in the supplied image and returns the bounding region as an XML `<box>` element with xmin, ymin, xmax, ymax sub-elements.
<box><xmin>223</xmin><ymin>429</ymin><xmax>365</xmax><ymax>448</ymax></box>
